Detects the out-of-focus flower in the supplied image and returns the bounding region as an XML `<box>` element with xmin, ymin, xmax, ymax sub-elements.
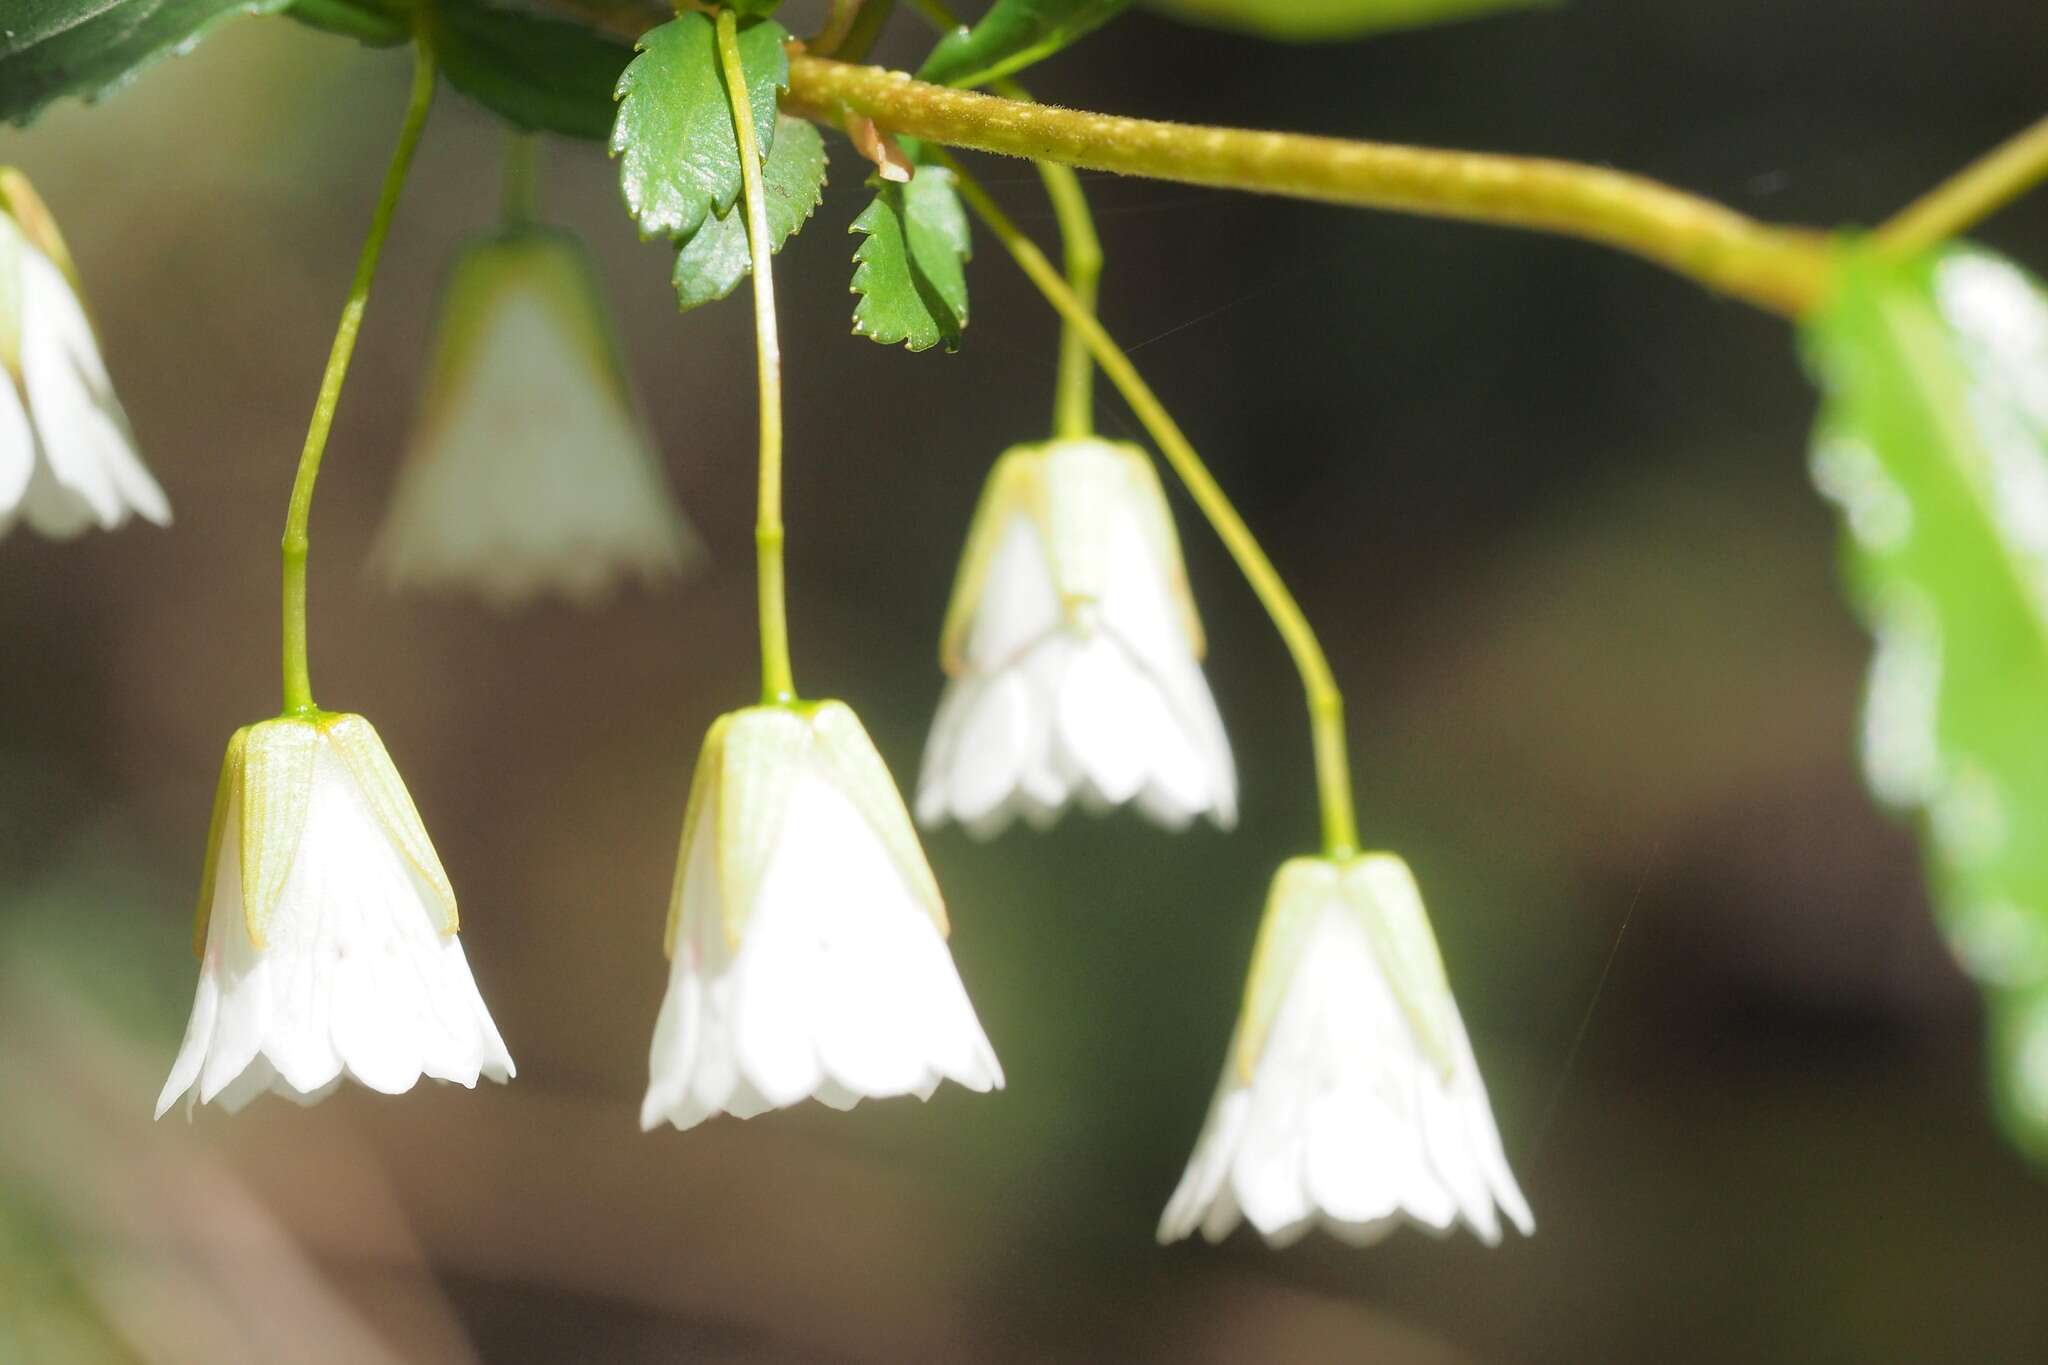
<box><xmin>643</xmin><ymin>701</ymin><xmax>1003</xmax><ymax>1131</ymax></box>
<box><xmin>157</xmin><ymin>713</ymin><xmax>514</xmax><ymax>1116</ymax></box>
<box><xmin>917</xmin><ymin>438</ymin><xmax>1235</xmax><ymax>838</ymax></box>
<box><xmin>369</xmin><ymin>225</ymin><xmax>697</xmax><ymax>607</ymax></box>
<box><xmin>0</xmin><ymin>168</ymin><xmax>170</xmax><ymax>538</ymax></box>
<box><xmin>1158</xmin><ymin>854</ymin><xmax>1532</xmax><ymax>1248</ymax></box>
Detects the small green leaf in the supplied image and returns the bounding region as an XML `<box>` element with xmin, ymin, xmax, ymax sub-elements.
<box><xmin>1804</xmin><ymin>239</ymin><xmax>2048</xmax><ymax>1162</ymax></box>
<box><xmin>430</xmin><ymin>1</ymin><xmax>636</xmax><ymax>140</ymax></box>
<box><xmin>849</xmin><ymin>162</ymin><xmax>971</xmax><ymax>352</ymax></box>
<box><xmin>610</xmin><ymin>13</ymin><xmax>787</xmax><ymax>240</ymax></box>
<box><xmin>1142</xmin><ymin>0</ymin><xmax>1548</xmax><ymax>42</ymax></box>
<box><xmin>673</xmin><ymin>116</ymin><xmax>827</xmax><ymax>312</ymax></box>
<box><xmin>284</xmin><ymin>1</ymin><xmax>632</xmax><ymax>136</ymax></box>
<box><xmin>2</xmin><ymin>0</ymin><xmax>295</xmax><ymax>126</ymax></box>
<box><xmin>917</xmin><ymin>0</ymin><xmax>1129</xmax><ymax>89</ymax></box>
<box><xmin>285</xmin><ymin>0</ymin><xmax>411</xmax><ymax>46</ymax></box>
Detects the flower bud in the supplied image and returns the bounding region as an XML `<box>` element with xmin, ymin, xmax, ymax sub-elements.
<box><xmin>369</xmin><ymin>225</ymin><xmax>698</xmax><ymax>607</ymax></box>
<box><xmin>643</xmin><ymin>700</ymin><xmax>1003</xmax><ymax>1131</ymax></box>
<box><xmin>157</xmin><ymin>713</ymin><xmax>513</xmax><ymax>1115</ymax></box>
<box><xmin>917</xmin><ymin>438</ymin><xmax>1236</xmax><ymax>837</ymax></box>
<box><xmin>0</xmin><ymin>168</ymin><xmax>170</xmax><ymax>538</ymax></box>
<box><xmin>1158</xmin><ymin>853</ymin><xmax>1531</xmax><ymax>1248</ymax></box>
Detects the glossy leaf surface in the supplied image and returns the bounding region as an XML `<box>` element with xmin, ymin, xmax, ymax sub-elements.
<box><xmin>2</xmin><ymin>0</ymin><xmax>292</xmax><ymax>125</ymax></box>
<box><xmin>673</xmin><ymin>116</ymin><xmax>827</xmax><ymax>312</ymax></box>
<box><xmin>611</xmin><ymin>13</ymin><xmax>787</xmax><ymax>240</ymax></box>
<box><xmin>917</xmin><ymin>0</ymin><xmax>1130</xmax><ymax>89</ymax></box>
<box><xmin>1144</xmin><ymin>0</ymin><xmax>1544</xmax><ymax>41</ymax></box>
<box><xmin>849</xmin><ymin>163</ymin><xmax>971</xmax><ymax>352</ymax></box>
<box><xmin>1805</xmin><ymin>240</ymin><xmax>2048</xmax><ymax>1160</ymax></box>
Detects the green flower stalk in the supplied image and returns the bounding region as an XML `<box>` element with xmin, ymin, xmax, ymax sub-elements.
<box><xmin>641</xmin><ymin>12</ymin><xmax>1003</xmax><ymax>1134</ymax></box>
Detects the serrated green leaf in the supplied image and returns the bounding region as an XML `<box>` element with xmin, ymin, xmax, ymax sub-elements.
<box><xmin>849</xmin><ymin>162</ymin><xmax>970</xmax><ymax>352</ymax></box>
<box><xmin>1143</xmin><ymin>0</ymin><xmax>1547</xmax><ymax>41</ymax></box>
<box><xmin>429</xmin><ymin>1</ymin><xmax>635</xmax><ymax>139</ymax></box>
<box><xmin>1804</xmin><ymin>239</ymin><xmax>2048</xmax><ymax>1162</ymax></box>
<box><xmin>673</xmin><ymin>116</ymin><xmax>826</xmax><ymax>312</ymax></box>
<box><xmin>610</xmin><ymin>13</ymin><xmax>787</xmax><ymax>240</ymax></box>
<box><xmin>285</xmin><ymin>0</ymin><xmax>411</xmax><ymax>45</ymax></box>
<box><xmin>283</xmin><ymin>1</ymin><xmax>632</xmax><ymax>136</ymax></box>
<box><xmin>917</xmin><ymin>0</ymin><xmax>1128</xmax><ymax>88</ymax></box>
<box><xmin>1</xmin><ymin>0</ymin><xmax>295</xmax><ymax>126</ymax></box>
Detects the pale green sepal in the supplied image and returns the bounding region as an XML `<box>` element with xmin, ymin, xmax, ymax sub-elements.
<box><xmin>666</xmin><ymin>711</ymin><xmax>731</xmax><ymax>958</ymax></box>
<box><xmin>0</xmin><ymin>169</ymin><xmax>85</xmax><ymax>303</ymax></box>
<box><xmin>238</xmin><ymin>718</ymin><xmax>319</xmax><ymax>950</ymax></box>
<box><xmin>320</xmin><ymin>713</ymin><xmax>459</xmax><ymax>935</ymax></box>
<box><xmin>938</xmin><ymin>444</ymin><xmax>1045</xmax><ymax>674</ymax></box>
<box><xmin>1103</xmin><ymin>443</ymin><xmax>1206</xmax><ymax>658</ymax></box>
<box><xmin>937</xmin><ymin>439</ymin><xmax>1206</xmax><ymax>672</ymax></box>
<box><xmin>0</xmin><ymin>169</ymin><xmax>84</xmax><ymax>372</ymax></box>
<box><xmin>1042</xmin><ymin>437</ymin><xmax>1122</xmax><ymax>608</ymax></box>
<box><xmin>1233</xmin><ymin>857</ymin><xmax>1337</xmax><ymax>1081</ymax></box>
<box><xmin>0</xmin><ymin>214</ymin><xmax>21</xmax><ymax>375</ymax></box>
<box><xmin>810</xmin><ymin>701</ymin><xmax>950</xmax><ymax>937</ymax></box>
<box><xmin>426</xmin><ymin>227</ymin><xmax>636</xmax><ymax>427</ymax></box>
<box><xmin>715</xmin><ymin>706</ymin><xmax>809</xmax><ymax>948</ymax></box>
<box><xmin>1347</xmin><ymin>853</ymin><xmax>1458</xmax><ymax>1080</ymax></box>
<box><xmin>1052</xmin><ymin>440</ymin><xmax>1205</xmax><ymax>656</ymax></box>
<box><xmin>191</xmin><ymin>727</ymin><xmax>249</xmax><ymax>958</ymax></box>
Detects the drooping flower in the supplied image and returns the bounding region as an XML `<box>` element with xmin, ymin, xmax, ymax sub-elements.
<box><xmin>1158</xmin><ymin>854</ymin><xmax>1532</xmax><ymax>1248</ymax></box>
<box><xmin>642</xmin><ymin>701</ymin><xmax>1003</xmax><ymax>1131</ymax></box>
<box><xmin>369</xmin><ymin>225</ymin><xmax>698</xmax><ymax>607</ymax></box>
<box><xmin>917</xmin><ymin>438</ymin><xmax>1236</xmax><ymax>838</ymax></box>
<box><xmin>0</xmin><ymin>168</ymin><xmax>170</xmax><ymax>539</ymax></box>
<box><xmin>157</xmin><ymin>713</ymin><xmax>514</xmax><ymax>1116</ymax></box>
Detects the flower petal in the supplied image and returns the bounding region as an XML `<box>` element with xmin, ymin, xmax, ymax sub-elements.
<box><xmin>0</xmin><ymin>375</ymin><xmax>32</xmax><ymax>522</ymax></box>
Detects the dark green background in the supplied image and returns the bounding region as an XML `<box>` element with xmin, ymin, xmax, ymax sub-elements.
<box><xmin>2</xmin><ymin>0</ymin><xmax>2045</xmax><ymax>1359</ymax></box>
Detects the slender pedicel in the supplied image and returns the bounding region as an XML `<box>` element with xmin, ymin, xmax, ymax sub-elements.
<box><xmin>279</xmin><ymin>33</ymin><xmax>436</xmax><ymax>716</ymax></box>
<box><xmin>936</xmin><ymin>149</ymin><xmax>1360</xmax><ymax>858</ymax></box>
<box><xmin>717</xmin><ymin>7</ymin><xmax>797</xmax><ymax>705</ymax></box>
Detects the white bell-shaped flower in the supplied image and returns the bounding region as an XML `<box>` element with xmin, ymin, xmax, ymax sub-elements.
<box><xmin>369</xmin><ymin>225</ymin><xmax>698</xmax><ymax>607</ymax></box>
<box><xmin>1158</xmin><ymin>854</ymin><xmax>1532</xmax><ymax>1248</ymax></box>
<box><xmin>642</xmin><ymin>701</ymin><xmax>1003</xmax><ymax>1131</ymax></box>
<box><xmin>157</xmin><ymin>713</ymin><xmax>514</xmax><ymax>1116</ymax></box>
<box><xmin>917</xmin><ymin>438</ymin><xmax>1235</xmax><ymax>838</ymax></box>
<box><xmin>0</xmin><ymin>168</ymin><xmax>170</xmax><ymax>539</ymax></box>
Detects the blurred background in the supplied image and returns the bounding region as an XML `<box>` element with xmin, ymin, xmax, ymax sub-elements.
<box><xmin>4</xmin><ymin>0</ymin><xmax>2047</xmax><ymax>1359</ymax></box>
